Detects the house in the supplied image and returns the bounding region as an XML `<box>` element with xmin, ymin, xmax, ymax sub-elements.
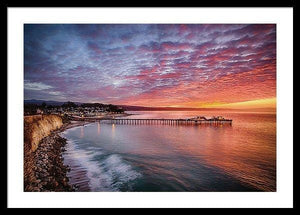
<box><xmin>36</xmin><ymin>108</ymin><xmax>43</xmax><ymax>114</ymax></box>
<box><xmin>216</xmin><ymin>116</ymin><xmax>225</xmax><ymax>120</ymax></box>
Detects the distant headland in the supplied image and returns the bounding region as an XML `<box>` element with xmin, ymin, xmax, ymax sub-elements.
<box><xmin>24</xmin><ymin>99</ymin><xmax>276</xmax><ymax>113</ymax></box>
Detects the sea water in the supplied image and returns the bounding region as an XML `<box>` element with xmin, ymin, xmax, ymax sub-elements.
<box><xmin>61</xmin><ymin>111</ymin><xmax>276</xmax><ymax>192</ymax></box>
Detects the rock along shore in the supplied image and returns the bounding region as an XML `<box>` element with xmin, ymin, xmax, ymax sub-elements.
<box><xmin>24</xmin><ymin>113</ymin><xmax>131</xmax><ymax>192</ymax></box>
<box><xmin>24</xmin><ymin>118</ymin><xmax>90</xmax><ymax>192</ymax></box>
<box><xmin>28</xmin><ymin>133</ymin><xmax>73</xmax><ymax>191</ymax></box>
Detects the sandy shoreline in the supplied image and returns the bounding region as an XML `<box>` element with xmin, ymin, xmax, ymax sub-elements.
<box><xmin>60</xmin><ymin>120</ymin><xmax>93</xmax><ymax>131</ymax></box>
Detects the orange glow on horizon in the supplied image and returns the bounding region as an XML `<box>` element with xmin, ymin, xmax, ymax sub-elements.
<box><xmin>200</xmin><ymin>97</ymin><xmax>276</xmax><ymax>109</ymax></box>
<box><xmin>124</xmin><ymin>97</ymin><xmax>276</xmax><ymax>111</ymax></box>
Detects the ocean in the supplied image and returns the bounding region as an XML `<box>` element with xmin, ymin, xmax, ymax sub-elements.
<box><xmin>61</xmin><ymin>111</ymin><xmax>276</xmax><ymax>192</ymax></box>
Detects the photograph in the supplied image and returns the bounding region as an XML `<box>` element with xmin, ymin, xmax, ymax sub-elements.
<box><xmin>6</xmin><ymin>6</ymin><xmax>294</xmax><ymax>209</ymax></box>
<box><xmin>23</xmin><ymin>23</ymin><xmax>277</xmax><ymax>192</ymax></box>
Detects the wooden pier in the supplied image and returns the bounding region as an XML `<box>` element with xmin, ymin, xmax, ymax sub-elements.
<box><xmin>67</xmin><ymin>116</ymin><xmax>232</xmax><ymax>126</ymax></box>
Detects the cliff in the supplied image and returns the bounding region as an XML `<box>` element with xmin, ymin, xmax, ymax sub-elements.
<box><xmin>24</xmin><ymin>114</ymin><xmax>63</xmax><ymax>152</ymax></box>
<box><xmin>24</xmin><ymin>114</ymin><xmax>65</xmax><ymax>191</ymax></box>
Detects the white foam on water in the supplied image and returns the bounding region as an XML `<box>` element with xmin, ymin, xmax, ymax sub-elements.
<box><xmin>63</xmin><ymin>138</ymin><xmax>141</xmax><ymax>191</ymax></box>
<box><xmin>102</xmin><ymin>154</ymin><xmax>142</xmax><ymax>190</ymax></box>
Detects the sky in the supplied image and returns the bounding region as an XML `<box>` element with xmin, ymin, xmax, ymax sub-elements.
<box><xmin>24</xmin><ymin>24</ymin><xmax>276</xmax><ymax>109</ymax></box>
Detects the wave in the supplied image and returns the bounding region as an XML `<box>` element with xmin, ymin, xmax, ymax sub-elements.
<box><xmin>102</xmin><ymin>154</ymin><xmax>142</xmax><ymax>191</ymax></box>
<box><xmin>63</xmin><ymin>138</ymin><xmax>141</xmax><ymax>191</ymax></box>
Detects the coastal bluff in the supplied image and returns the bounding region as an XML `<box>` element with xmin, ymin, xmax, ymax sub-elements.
<box><xmin>24</xmin><ymin>114</ymin><xmax>73</xmax><ymax>191</ymax></box>
<box><xmin>24</xmin><ymin>114</ymin><xmax>63</xmax><ymax>152</ymax></box>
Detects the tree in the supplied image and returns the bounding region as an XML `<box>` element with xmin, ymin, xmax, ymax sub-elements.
<box><xmin>107</xmin><ymin>104</ymin><xmax>124</xmax><ymax>113</ymax></box>
<box><xmin>24</xmin><ymin>104</ymin><xmax>39</xmax><ymax>115</ymax></box>
<box><xmin>62</xmin><ymin>101</ymin><xmax>78</xmax><ymax>108</ymax></box>
<box><xmin>41</xmin><ymin>102</ymin><xmax>47</xmax><ymax>109</ymax></box>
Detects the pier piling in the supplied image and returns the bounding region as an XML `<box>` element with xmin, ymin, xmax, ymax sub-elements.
<box><xmin>68</xmin><ymin>115</ymin><xmax>232</xmax><ymax>126</ymax></box>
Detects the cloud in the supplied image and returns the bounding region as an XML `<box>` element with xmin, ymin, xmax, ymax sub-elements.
<box><xmin>24</xmin><ymin>81</ymin><xmax>53</xmax><ymax>91</ymax></box>
<box><xmin>24</xmin><ymin>24</ymin><xmax>276</xmax><ymax>107</ymax></box>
